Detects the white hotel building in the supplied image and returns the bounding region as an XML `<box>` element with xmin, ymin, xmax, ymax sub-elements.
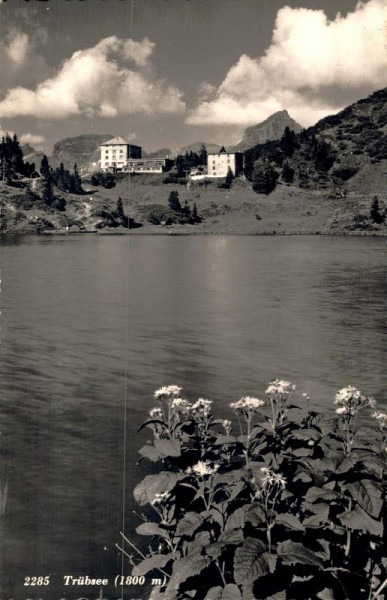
<box><xmin>100</xmin><ymin>137</ymin><xmax>142</xmax><ymax>171</ymax></box>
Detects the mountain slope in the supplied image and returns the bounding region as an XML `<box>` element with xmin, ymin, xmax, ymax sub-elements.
<box><xmin>245</xmin><ymin>87</ymin><xmax>387</xmax><ymax>193</ymax></box>
<box><xmin>230</xmin><ymin>110</ymin><xmax>302</xmax><ymax>152</ymax></box>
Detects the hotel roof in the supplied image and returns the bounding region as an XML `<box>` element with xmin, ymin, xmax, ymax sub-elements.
<box><xmin>101</xmin><ymin>136</ymin><xmax>141</xmax><ymax>147</ymax></box>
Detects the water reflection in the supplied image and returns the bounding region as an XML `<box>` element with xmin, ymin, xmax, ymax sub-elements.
<box><xmin>0</xmin><ymin>235</ymin><xmax>385</xmax><ymax>598</ymax></box>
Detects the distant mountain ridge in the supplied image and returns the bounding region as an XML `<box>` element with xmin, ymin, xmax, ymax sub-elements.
<box><xmin>230</xmin><ymin>110</ymin><xmax>302</xmax><ymax>152</ymax></box>
<box><xmin>50</xmin><ymin>134</ymin><xmax>113</xmax><ymax>171</ymax></box>
<box><xmin>178</xmin><ymin>142</ymin><xmax>223</xmax><ymax>156</ymax></box>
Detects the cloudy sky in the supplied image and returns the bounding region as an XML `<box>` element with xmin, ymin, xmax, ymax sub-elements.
<box><xmin>0</xmin><ymin>0</ymin><xmax>386</xmax><ymax>152</ymax></box>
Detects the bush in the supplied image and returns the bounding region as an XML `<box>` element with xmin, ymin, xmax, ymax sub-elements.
<box><xmin>125</xmin><ymin>382</ymin><xmax>387</xmax><ymax>600</ymax></box>
<box><xmin>332</xmin><ymin>166</ymin><xmax>359</xmax><ymax>181</ymax></box>
<box><xmin>252</xmin><ymin>160</ymin><xmax>279</xmax><ymax>195</ymax></box>
<box><xmin>163</xmin><ymin>174</ymin><xmax>188</xmax><ymax>185</ymax></box>
<box><xmin>90</xmin><ymin>171</ymin><xmax>116</xmax><ymax>188</ymax></box>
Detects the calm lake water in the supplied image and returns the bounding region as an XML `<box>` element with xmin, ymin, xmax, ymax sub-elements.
<box><xmin>0</xmin><ymin>235</ymin><xmax>385</xmax><ymax>599</ymax></box>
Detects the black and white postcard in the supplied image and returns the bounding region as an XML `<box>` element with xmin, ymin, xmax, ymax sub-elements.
<box><xmin>0</xmin><ymin>1</ymin><xmax>386</xmax><ymax>599</ymax></box>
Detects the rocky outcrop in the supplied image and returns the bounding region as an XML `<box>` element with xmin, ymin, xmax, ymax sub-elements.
<box><xmin>230</xmin><ymin>110</ymin><xmax>302</xmax><ymax>152</ymax></box>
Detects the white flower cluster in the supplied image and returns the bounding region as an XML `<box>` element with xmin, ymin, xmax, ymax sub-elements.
<box><xmin>259</xmin><ymin>467</ymin><xmax>287</xmax><ymax>490</ymax></box>
<box><xmin>230</xmin><ymin>396</ymin><xmax>265</xmax><ymax>413</ymax></box>
<box><xmin>151</xmin><ymin>491</ymin><xmax>171</xmax><ymax>506</ymax></box>
<box><xmin>154</xmin><ymin>385</ymin><xmax>182</xmax><ymax>400</ymax></box>
<box><xmin>373</xmin><ymin>411</ymin><xmax>387</xmax><ymax>429</ymax></box>
<box><xmin>192</xmin><ymin>398</ymin><xmax>213</xmax><ymax>418</ymax></box>
<box><xmin>334</xmin><ymin>386</ymin><xmax>375</xmax><ymax>416</ymax></box>
<box><xmin>187</xmin><ymin>460</ymin><xmax>219</xmax><ymax>477</ymax></box>
<box><xmin>171</xmin><ymin>398</ymin><xmax>192</xmax><ymax>414</ymax></box>
<box><xmin>222</xmin><ymin>419</ymin><xmax>232</xmax><ymax>434</ymax></box>
<box><xmin>266</xmin><ymin>379</ymin><xmax>296</xmax><ymax>397</ymax></box>
<box><xmin>149</xmin><ymin>407</ymin><xmax>163</xmax><ymax>419</ymax></box>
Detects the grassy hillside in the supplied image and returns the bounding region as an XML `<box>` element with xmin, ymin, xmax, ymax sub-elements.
<box><xmin>1</xmin><ymin>172</ymin><xmax>384</xmax><ymax>235</ymax></box>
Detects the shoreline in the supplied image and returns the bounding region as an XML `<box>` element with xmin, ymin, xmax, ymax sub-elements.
<box><xmin>1</xmin><ymin>229</ymin><xmax>386</xmax><ymax>238</ymax></box>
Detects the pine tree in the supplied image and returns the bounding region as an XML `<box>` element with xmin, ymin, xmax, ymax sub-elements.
<box><xmin>42</xmin><ymin>176</ymin><xmax>54</xmax><ymax>207</ymax></box>
<box><xmin>168</xmin><ymin>190</ymin><xmax>182</xmax><ymax>212</ymax></box>
<box><xmin>199</xmin><ymin>144</ymin><xmax>207</xmax><ymax>166</ymax></box>
<box><xmin>56</xmin><ymin>163</ymin><xmax>66</xmax><ymax>191</ymax></box>
<box><xmin>183</xmin><ymin>199</ymin><xmax>191</xmax><ymax>217</ymax></box>
<box><xmin>192</xmin><ymin>202</ymin><xmax>199</xmax><ymax>222</ymax></box>
<box><xmin>280</xmin><ymin>127</ymin><xmax>296</xmax><ymax>158</ymax></box>
<box><xmin>40</xmin><ymin>155</ymin><xmax>50</xmax><ymax>179</ymax></box>
<box><xmin>116</xmin><ymin>197</ymin><xmax>125</xmax><ymax>219</ymax></box>
<box><xmin>370</xmin><ymin>196</ymin><xmax>384</xmax><ymax>224</ymax></box>
<box><xmin>72</xmin><ymin>163</ymin><xmax>83</xmax><ymax>194</ymax></box>
<box><xmin>225</xmin><ymin>166</ymin><xmax>233</xmax><ymax>188</ymax></box>
<box><xmin>281</xmin><ymin>161</ymin><xmax>295</xmax><ymax>183</ymax></box>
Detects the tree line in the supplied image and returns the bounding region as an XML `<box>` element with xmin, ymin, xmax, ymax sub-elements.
<box><xmin>0</xmin><ymin>133</ymin><xmax>35</xmax><ymax>183</ymax></box>
<box><xmin>39</xmin><ymin>155</ymin><xmax>83</xmax><ymax>207</ymax></box>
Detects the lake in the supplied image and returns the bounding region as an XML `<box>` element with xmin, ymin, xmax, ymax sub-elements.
<box><xmin>0</xmin><ymin>235</ymin><xmax>385</xmax><ymax>599</ymax></box>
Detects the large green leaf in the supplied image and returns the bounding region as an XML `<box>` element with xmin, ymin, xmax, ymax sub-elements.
<box><xmin>234</xmin><ymin>538</ymin><xmax>269</xmax><ymax>585</ymax></box>
<box><xmin>132</xmin><ymin>553</ymin><xmax>172</xmax><ymax>577</ymax></box>
<box><xmin>302</xmin><ymin>502</ymin><xmax>330</xmax><ymax>528</ymax></box>
<box><xmin>305</xmin><ymin>486</ymin><xmax>341</xmax><ymax>503</ymax></box>
<box><xmin>277</xmin><ymin>541</ymin><xmax>324</xmax><ymax>568</ymax></box>
<box><xmin>225</xmin><ymin>506</ymin><xmax>247</xmax><ymax>530</ymax></box>
<box><xmin>291</xmin><ymin>447</ymin><xmax>313</xmax><ymax>457</ymax></box>
<box><xmin>245</xmin><ymin>504</ymin><xmax>266</xmax><ymax>526</ymax></box>
<box><xmin>317</xmin><ymin>589</ymin><xmax>336</xmax><ymax>600</ymax></box>
<box><xmin>337</xmin><ymin>504</ymin><xmax>383</xmax><ymax>536</ymax></box>
<box><xmin>205</xmin><ymin>585</ymin><xmax>242</xmax><ymax>600</ymax></box>
<box><xmin>227</xmin><ymin>481</ymin><xmax>247</xmax><ymax>503</ymax></box>
<box><xmin>175</xmin><ymin>512</ymin><xmax>204</xmax><ymax>537</ymax></box>
<box><xmin>297</xmin><ymin>457</ymin><xmax>338</xmax><ymax>483</ymax></box>
<box><xmin>186</xmin><ymin>531</ymin><xmax>211</xmax><ymax>555</ymax></box>
<box><xmin>136</xmin><ymin>522</ymin><xmax>169</xmax><ymax>537</ymax></box>
<box><xmin>346</xmin><ymin>479</ymin><xmax>383</xmax><ymax>519</ymax></box>
<box><xmin>335</xmin><ymin>455</ymin><xmax>361</xmax><ymax>475</ymax></box>
<box><xmin>219</xmin><ymin>528</ymin><xmax>244</xmax><ymax>545</ymax></box>
<box><xmin>166</xmin><ymin>555</ymin><xmax>211</xmax><ymax>594</ymax></box>
<box><xmin>214</xmin><ymin>435</ymin><xmax>237</xmax><ymax>445</ymax></box>
<box><xmin>154</xmin><ymin>438</ymin><xmax>181</xmax><ymax>458</ymax></box>
<box><xmin>276</xmin><ymin>512</ymin><xmax>305</xmax><ymax>531</ymax></box>
<box><xmin>134</xmin><ymin>471</ymin><xmax>183</xmax><ymax>506</ymax></box>
<box><xmin>290</xmin><ymin>428</ymin><xmax>321</xmax><ymax>442</ymax></box>
<box><xmin>139</xmin><ymin>443</ymin><xmax>163</xmax><ymax>462</ymax></box>
<box><xmin>222</xmin><ymin>584</ymin><xmax>243</xmax><ymax>600</ymax></box>
<box><xmin>213</xmin><ymin>469</ymin><xmax>247</xmax><ymax>486</ymax></box>
<box><xmin>205</xmin><ymin>587</ymin><xmax>223</xmax><ymax>600</ymax></box>
<box><xmin>359</xmin><ymin>456</ymin><xmax>385</xmax><ymax>478</ymax></box>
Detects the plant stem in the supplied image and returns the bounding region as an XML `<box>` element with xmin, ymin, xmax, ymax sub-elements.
<box><xmin>216</xmin><ymin>559</ymin><xmax>227</xmax><ymax>586</ymax></box>
<box><xmin>267</xmin><ymin>525</ymin><xmax>272</xmax><ymax>553</ymax></box>
<box><xmin>373</xmin><ymin>577</ymin><xmax>387</xmax><ymax>599</ymax></box>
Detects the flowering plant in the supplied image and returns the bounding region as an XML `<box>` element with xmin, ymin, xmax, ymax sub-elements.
<box><xmin>121</xmin><ymin>381</ymin><xmax>386</xmax><ymax>600</ymax></box>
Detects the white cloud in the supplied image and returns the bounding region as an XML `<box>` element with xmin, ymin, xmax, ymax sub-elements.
<box><xmin>187</xmin><ymin>0</ymin><xmax>387</xmax><ymax>127</ymax></box>
<box><xmin>0</xmin><ymin>36</ymin><xmax>185</xmax><ymax>119</ymax></box>
<box><xmin>0</xmin><ymin>27</ymin><xmax>51</xmax><ymax>93</ymax></box>
<box><xmin>5</xmin><ymin>30</ymin><xmax>29</xmax><ymax>65</ymax></box>
<box><xmin>20</xmin><ymin>133</ymin><xmax>45</xmax><ymax>146</ymax></box>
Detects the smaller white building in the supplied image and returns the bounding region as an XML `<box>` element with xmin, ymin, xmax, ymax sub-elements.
<box><xmin>207</xmin><ymin>146</ymin><xmax>244</xmax><ymax>178</ymax></box>
<box><xmin>122</xmin><ymin>158</ymin><xmax>173</xmax><ymax>174</ymax></box>
<box><xmin>100</xmin><ymin>137</ymin><xmax>142</xmax><ymax>171</ymax></box>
